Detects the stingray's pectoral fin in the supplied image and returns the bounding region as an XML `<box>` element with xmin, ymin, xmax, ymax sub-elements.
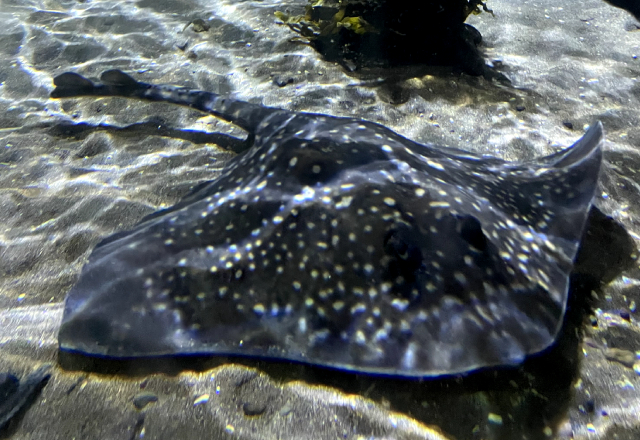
<box><xmin>522</xmin><ymin>121</ymin><xmax>604</xmax><ymax>252</ymax></box>
<box><xmin>550</xmin><ymin>121</ymin><xmax>604</xmax><ymax>169</ymax></box>
<box><xmin>542</xmin><ymin>122</ymin><xmax>604</xmax><ymax>216</ymax></box>
<box><xmin>479</xmin><ymin>122</ymin><xmax>604</xmax><ymax>267</ymax></box>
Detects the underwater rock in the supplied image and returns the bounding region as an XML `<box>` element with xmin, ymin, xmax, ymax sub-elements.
<box><xmin>276</xmin><ymin>0</ymin><xmax>490</xmax><ymax>74</ymax></box>
<box><xmin>133</xmin><ymin>392</ymin><xmax>159</xmax><ymax>410</ymax></box>
<box><xmin>52</xmin><ymin>70</ymin><xmax>603</xmax><ymax>377</ymax></box>
<box><xmin>183</xmin><ymin>18</ymin><xmax>211</xmax><ymax>33</ymax></box>
<box><xmin>603</xmin><ymin>0</ymin><xmax>640</xmax><ymax>20</ymax></box>
<box><xmin>0</xmin><ymin>365</ymin><xmax>51</xmax><ymax>431</ymax></box>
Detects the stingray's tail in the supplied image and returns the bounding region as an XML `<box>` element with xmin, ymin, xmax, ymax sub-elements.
<box><xmin>50</xmin><ymin>70</ymin><xmax>284</xmax><ymax>134</ymax></box>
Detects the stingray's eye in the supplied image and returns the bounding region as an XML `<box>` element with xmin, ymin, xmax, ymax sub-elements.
<box><xmin>287</xmin><ymin>147</ymin><xmax>342</xmax><ymax>185</ymax></box>
<box><xmin>384</xmin><ymin>226</ymin><xmax>423</xmax><ymax>274</ymax></box>
<box><xmin>283</xmin><ymin>138</ymin><xmax>387</xmax><ymax>186</ymax></box>
<box><xmin>457</xmin><ymin>215</ymin><xmax>488</xmax><ymax>252</ymax></box>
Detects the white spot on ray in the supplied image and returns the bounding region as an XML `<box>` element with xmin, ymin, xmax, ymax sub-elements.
<box><xmin>427</xmin><ymin>160</ymin><xmax>445</xmax><ymax>171</ymax></box>
<box><xmin>402</xmin><ymin>342</ymin><xmax>418</xmax><ymax>370</ymax></box>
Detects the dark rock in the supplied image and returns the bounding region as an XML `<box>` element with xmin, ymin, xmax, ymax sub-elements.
<box><xmin>585</xmin><ymin>399</ymin><xmax>595</xmax><ymax>413</ymax></box>
<box><xmin>276</xmin><ymin>0</ymin><xmax>490</xmax><ymax>74</ymax></box>
<box><xmin>0</xmin><ymin>365</ymin><xmax>51</xmax><ymax>431</ymax></box>
<box><xmin>133</xmin><ymin>392</ymin><xmax>158</xmax><ymax>410</ymax></box>
<box><xmin>0</xmin><ymin>374</ymin><xmax>19</xmax><ymax>404</ymax></box>
<box><xmin>183</xmin><ymin>18</ymin><xmax>210</xmax><ymax>33</ymax></box>
<box><xmin>242</xmin><ymin>401</ymin><xmax>267</xmax><ymax>416</ymax></box>
<box><xmin>273</xmin><ymin>76</ymin><xmax>294</xmax><ymax>87</ymax></box>
<box><xmin>603</xmin><ymin>0</ymin><xmax>640</xmax><ymax>20</ymax></box>
<box><xmin>603</xmin><ymin>347</ymin><xmax>636</xmax><ymax>368</ymax></box>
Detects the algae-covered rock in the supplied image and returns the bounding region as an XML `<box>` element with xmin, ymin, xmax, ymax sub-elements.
<box><xmin>276</xmin><ymin>0</ymin><xmax>491</xmax><ymax>74</ymax></box>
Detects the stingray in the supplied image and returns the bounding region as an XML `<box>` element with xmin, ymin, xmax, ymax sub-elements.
<box><xmin>51</xmin><ymin>70</ymin><xmax>604</xmax><ymax>377</ymax></box>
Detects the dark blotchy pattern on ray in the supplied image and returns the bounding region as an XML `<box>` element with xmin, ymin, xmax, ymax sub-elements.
<box><xmin>52</xmin><ymin>70</ymin><xmax>603</xmax><ymax>377</ymax></box>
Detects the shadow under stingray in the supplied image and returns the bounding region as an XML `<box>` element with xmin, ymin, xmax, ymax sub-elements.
<box><xmin>46</xmin><ymin>118</ymin><xmax>250</xmax><ymax>154</ymax></box>
<box><xmin>58</xmin><ymin>199</ymin><xmax>636</xmax><ymax>440</ymax></box>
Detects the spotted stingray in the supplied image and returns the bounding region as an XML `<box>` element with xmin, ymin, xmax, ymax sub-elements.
<box><xmin>52</xmin><ymin>70</ymin><xmax>604</xmax><ymax>377</ymax></box>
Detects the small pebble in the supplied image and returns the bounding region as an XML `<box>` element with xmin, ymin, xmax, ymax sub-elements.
<box><xmin>273</xmin><ymin>77</ymin><xmax>294</xmax><ymax>87</ymax></box>
<box><xmin>242</xmin><ymin>401</ymin><xmax>266</xmax><ymax>416</ymax></box>
<box><xmin>65</xmin><ymin>376</ymin><xmax>86</xmax><ymax>395</ymax></box>
<box><xmin>279</xmin><ymin>403</ymin><xmax>292</xmax><ymax>416</ymax></box>
<box><xmin>184</xmin><ymin>18</ymin><xmax>210</xmax><ymax>32</ymax></box>
<box><xmin>584</xmin><ymin>399</ymin><xmax>595</xmax><ymax>413</ymax></box>
<box><xmin>133</xmin><ymin>392</ymin><xmax>158</xmax><ymax>410</ymax></box>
